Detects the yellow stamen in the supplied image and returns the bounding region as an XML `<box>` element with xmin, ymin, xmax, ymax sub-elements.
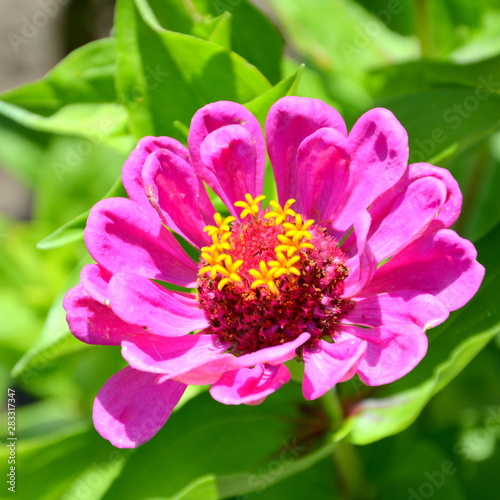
<box><xmin>249</xmin><ymin>260</ymin><xmax>278</xmax><ymax>294</ymax></box>
<box><xmin>264</xmin><ymin>199</ymin><xmax>296</xmax><ymax>225</ymax></box>
<box><xmin>200</xmin><ymin>265</ymin><xmax>218</xmax><ymax>279</ymax></box>
<box><xmin>275</xmin><ymin>234</ymin><xmax>314</xmax><ymax>257</ymax></box>
<box><xmin>203</xmin><ymin>213</ymin><xmax>236</xmax><ymax>237</ymax></box>
<box><xmin>234</xmin><ymin>194</ymin><xmax>266</xmax><ymax>219</ymax></box>
<box><xmin>283</xmin><ymin>214</ymin><xmax>314</xmax><ymax>242</ymax></box>
<box><xmin>268</xmin><ymin>252</ymin><xmax>301</xmax><ymax>278</ymax></box>
<box><xmin>203</xmin><ymin>234</ymin><xmax>230</xmax><ymax>253</ymax></box>
<box><xmin>213</xmin><ymin>255</ymin><xmax>243</xmax><ymax>290</ymax></box>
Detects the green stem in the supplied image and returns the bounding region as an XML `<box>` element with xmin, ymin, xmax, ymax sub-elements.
<box><xmin>332</xmin><ymin>441</ymin><xmax>371</xmax><ymax>500</ymax></box>
<box><xmin>321</xmin><ymin>389</ymin><xmax>372</xmax><ymax>499</ymax></box>
<box><xmin>320</xmin><ymin>387</ymin><xmax>344</xmax><ymax>431</ymax></box>
<box><xmin>416</xmin><ymin>0</ymin><xmax>434</xmax><ymax>58</ymax></box>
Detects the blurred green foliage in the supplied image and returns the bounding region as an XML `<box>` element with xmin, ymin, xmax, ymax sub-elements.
<box><xmin>1</xmin><ymin>0</ymin><xmax>499</xmax><ymax>498</ymax></box>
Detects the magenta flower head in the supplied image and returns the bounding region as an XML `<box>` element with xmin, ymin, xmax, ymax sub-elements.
<box><xmin>63</xmin><ymin>97</ymin><xmax>484</xmax><ymax>448</ymax></box>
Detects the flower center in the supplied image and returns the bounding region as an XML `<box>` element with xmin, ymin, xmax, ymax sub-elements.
<box><xmin>197</xmin><ymin>195</ymin><xmax>354</xmax><ymax>355</ymax></box>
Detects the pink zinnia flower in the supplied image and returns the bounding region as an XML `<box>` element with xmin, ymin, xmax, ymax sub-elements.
<box><xmin>63</xmin><ymin>97</ymin><xmax>484</xmax><ymax>448</ymax></box>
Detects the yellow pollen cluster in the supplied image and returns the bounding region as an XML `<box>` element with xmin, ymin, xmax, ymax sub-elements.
<box><xmin>200</xmin><ymin>213</ymin><xmax>237</xmax><ymax>288</ymax></box>
<box><xmin>200</xmin><ymin>196</ymin><xmax>316</xmax><ymax>294</ymax></box>
<box><xmin>203</xmin><ymin>213</ymin><xmax>236</xmax><ymax>237</ymax></box>
<box><xmin>249</xmin><ymin>261</ymin><xmax>279</xmax><ymax>294</ymax></box>
<box><xmin>283</xmin><ymin>214</ymin><xmax>314</xmax><ymax>243</ymax></box>
<box><xmin>264</xmin><ymin>199</ymin><xmax>296</xmax><ymax>225</ymax></box>
<box><xmin>234</xmin><ymin>194</ymin><xmax>266</xmax><ymax>219</ymax></box>
<box><xmin>268</xmin><ymin>252</ymin><xmax>301</xmax><ymax>278</ymax></box>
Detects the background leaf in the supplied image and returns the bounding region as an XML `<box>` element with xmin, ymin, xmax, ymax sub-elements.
<box><xmin>115</xmin><ymin>0</ymin><xmax>271</xmax><ymax>139</ymax></box>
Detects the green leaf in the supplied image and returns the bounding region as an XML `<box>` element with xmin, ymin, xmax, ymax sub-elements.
<box><xmin>0</xmin><ymin>425</ymin><xmax>131</xmax><ymax>500</ymax></box>
<box><xmin>0</xmin><ymin>116</ymin><xmax>50</xmax><ymax>186</ymax></box>
<box><xmin>368</xmin><ymin>55</ymin><xmax>500</xmax><ymax>101</ymax></box>
<box><xmin>11</xmin><ymin>256</ymin><xmax>91</xmax><ymax>379</ymax></box>
<box><xmin>36</xmin><ymin>174</ymin><xmax>127</xmax><ymax>250</ymax></box>
<box><xmin>0</xmin><ymin>101</ymin><xmax>128</xmax><ymax>138</ymax></box>
<box><xmin>208</xmin><ymin>0</ymin><xmax>284</xmax><ymax>85</ymax></box>
<box><xmin>0</xmin><ymin>38</ymin><xmax>125</xmax><ymax>147</ymax></box>
<box><xmin>345</xmin><ymin>222</ymin><xmax>500</xmax><ymax>445</ymax></box>
<box><xmin>362</xmin><ymin>434</ymin><xmax>467</xmax><ymax>499</ymax></box>
<box><xmin>145</xmin><ymin>0</ymin><xmax>284</xmax><ymax>84</ymax></box>
<box><xmin>440</xmin><ymin>134</ymin><xmax>500</xmax><ymax>242</ymax></box>
<box><xmin>0</xmin><ymin>38</ymin><xmax>117</xmax><ymax>115</ymax></box>
<box><xmin>243</xmin><ymin>456</ymin><xmax>340</xmax><ymax>500</ymax></box>
<box><xmin>0</xmin><ymin>38</ymin><xmax>120</xmax><ymax>185</ymax></box>
<box><xmin>377</xmin><ymin>87</ymin><xmax>500</xmax><ymax>164</ymax></box>
<box><xmin>102</xmin><ymin>385</ymin><xmax>343</xmax><ymax>499</ymax></box>
<box><xmin>203</xmin><ymin>12</ymin><xmax>232</xmax><ymax>50</ymax></box>
<box><xmin>245</xmin><ymin>67</ymin><xmax>303</xmax><ymax>126</ymax></box>
<box><xmin>36</xmin><ymin>211</ymin><xmax>90</xmax><ymax>250</ymax></box>
<box><xmin>267</xmin><ymin>0</ymin><xmax>418</xmax><ymax>119</ymax></box>
<box><xmin>115</xmin><ymin>0</ymin><xmax>271</xmax><ymax>139</ymax></box>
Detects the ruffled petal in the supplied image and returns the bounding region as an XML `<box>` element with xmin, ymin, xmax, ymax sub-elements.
<box><xmin>340</xmin><ymin>324</ymin><xmax>428</xmax><ymax>386</ymax></box>
<box><xmin>108</xmin><ymin>273</ymin><xmax>208</xmax><ymax>336</ymax></box>
<box><xmin>122</xmin><ymin>136</ymin><xmax>190</xmax><ymax>211</ymax></box>
<box><xmin>142</xmin><ymin>149</ymin><xmax>215</xmax><ymax>249</ymax></box>
<box><xmin>236</xmin><ymin>332</ymin><xmax>310</xmax><ymax>367</ymax></box>
<box><xmin>188</xmin><ymin>101</ymin><xmax>265</xmax><ymax>188</ymax></box>
<box><xmin>85</xmin><ymin>197</ymin><xmax>198</xmax><ymax>287</ymax></box>
<box><xmin>266</xmin><ymin>96</ymin><xmax>347</xmax><ymax>204</ymax></box>
<box><xmin>167</xmin><ymin>332</ymin><xmax>310</xmax><ymax>385</ymax></box>
<box><xmin>80</xmin><ymin>264</ymin><xmax>112</xmax><ymax>304</ymax></box>
<box><xmin>63</xmin><ymin>284</ymin><xmax>140</xmax><ymax>345</ymax></box>
<box><xmin>121</xmin><ymin>333</ymin><xmax>228</xmax><ymax>380</ymax></box>
<box><xmin>342</xmin><ymin>211</ymin><xmax>377</xmax><ymax>297</ymax></box>
<box><xmin>331</xmin><ymin>108</ymin><xmax>408</xmax><ymax>238</ymax></box>
<box><xmin>199</xmin><ymin>125</ymin><xmax>264</xmax><ymax>216</ymax></box>
<box><xmin>302</xmin><ymin>338</ymin><xmax>367</xmax><ymax>400</ymax></box>
<box><xmin>362</xmin><ymin>229</ymin><xmax>485</xmax><ymax>311</ymax></box>
<box><xmin>343</xmin><ymin>291</ymin><xmax>449</xmax><ymax>330</ymax></box>
<box><xmin>367</xmin><ymin>177</ymin><xmax>447</xmax><ymax>262</ymax></box>
<box><xmin>209</xmin><ymin>364</ymin><xmax>291</xmax><ymax>405</ymax></box>
<box><xmin>295</xmin><ymin>127</ymin><xmax>350</xmax><ymax>220</ymax></box>
<box><xmin>93</xmin><ymin>367</ymin><xmax>186</xmax><ymax>448</ymax></box>
<box><xmin>409</xmin><ymin>162</ymin><xmax>462</xmax><ymax>232</ymax></box>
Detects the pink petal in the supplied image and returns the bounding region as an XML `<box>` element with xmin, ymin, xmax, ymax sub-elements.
<box><xmin>302</xmin><ymin>338</ymin><xmax>367</xmax><ymax>400</ymax></box>
<box><xmin>235</xmin><ymin>332</ymin><xmax>310</xmax><ymax>367</ymax></box>
<box><xmin>331</xmin><ymin>108</ymin><xmax>408</xmax><ymax>238</ymax></box>
<box><xmin>188</xmin><ymin>101</ymin><xmax>265</xmax><ymax>187</ymax></box>
<box><xmin>295</xmin><ymin>127</ymin><xmax>350</xmax><ymax>220</ymax></box>
<box><xmin>367</xmin><ymin>177</ymin><xmax>447</xmax><ymax>262</ymax></box>
<box><xmin>63</xmin><ymin>284</ymin><xmax>140</xmax><ymax>345</ymax></box>
<box><xmin>343</xmin><ymin>291</ymin><xmax>449</xmax><ymax>330</ymax></box>
<box><xmin>121</xmin><ymin>333</ymin><xmax>229</xmax><ymax>380</ymax></box>
<box><xmin>108</xmin><ymin>273</ymin><xmax>208</xmax><ymax>336</ymax></box>
<box><xmin>80</xmin><ymin>264</ymin><xmax>112</xmax><ymax>304</ymax></box>
<box><xmin>142</xmin><ymin>149</ymin><xmax>215</xmax><ymax>249</ymax></box>
<box><xmin>209</xmin><ymin>364</ymin><xmax>291</xmax><ymax>405</ymax></box>
<box><xmin>409</xmin><ymin>162</ymin><xmax>462</xmax><ymax>231</ymax></box>
<box><xmin>265</xmin><ymin>96</ymin><xmax>347</xmax><ymax>204</ymax></box>
<box><xmin>343</xmin><ymin>211</ymin><xmax>377</xmax><ymax>297</ymax></box>
<box><xmin>93</xmin><ymin>367</ymin><xmax>186</xmax><ymax>448</ymax></box>
<box><xmin>171</xmin><ymin>332</ymin><xmax>311</xmax><ymax>385</ymax></box>
<box><xmin>85</xmin><ymin>197</ymin><xmax>198</xmax><ymax>287</ymax></box>
<box><xmin>199</xmin><ymin>125</ymin><xmax>263</xmax><ymax>216</ymax></box>
<box><xmin>362</xmin><ymin>229</ymin><xmax>485</xmax><ymax>311</ymax></box>
<box><xmin>341</xmin><ymin>324</ymin><xmax>428</xmax><ymax>386</ymax></box>
<box><xmin>122</xmin><ymin>136</ymin><xmax>190</xmax><ymax>212</ymax></box>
